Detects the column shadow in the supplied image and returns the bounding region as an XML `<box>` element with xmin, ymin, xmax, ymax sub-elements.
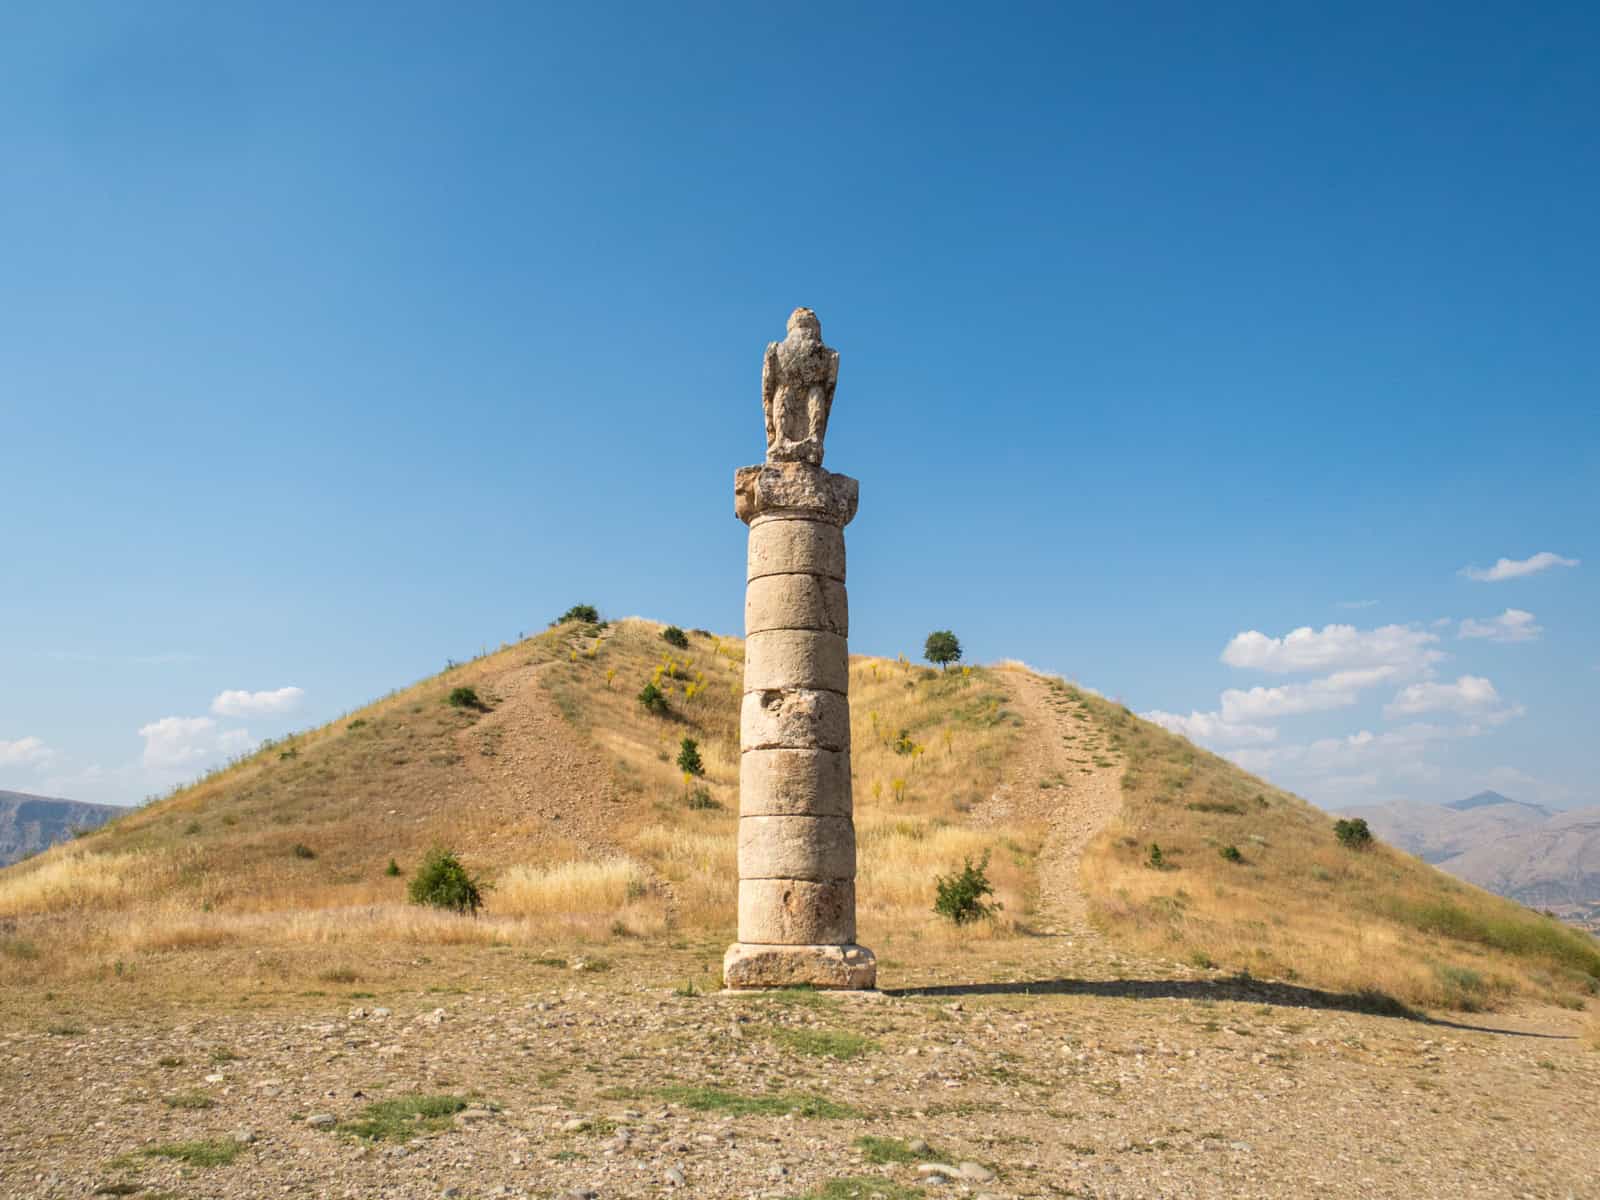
<box><xmin>885</xmin><ymin>975</ymin><xmax>1573</xmax><ymax>1039</ymax></box>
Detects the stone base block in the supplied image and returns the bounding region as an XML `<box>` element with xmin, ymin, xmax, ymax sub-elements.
<box><xmin>723</xmin><ymin>942</ymin><xmax>877</xmax><ymax>990</ymax></box>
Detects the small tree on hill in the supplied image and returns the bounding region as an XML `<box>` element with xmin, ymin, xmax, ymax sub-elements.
<box><xmin>638</xmin><ymin>681</ymin><xmax>669</xmax><ymax>715</ymax></box>
<box><xmin>661</xmin><ymin>625</ymin><xmax>690</xmax><ymax>650</ymax></box>
<box><xmin>933</xmin><ymin>852</ymin><xmax>999</xmax><ymax>925</ymax></box>
<box><xmin>676</xmin><ymin>737</ymin><xmax>704</xmax><ymax>777</ymax></box>
<box><xmin>924</xmin><ymin>630</ymin><xmax>962</xmax><ymax>672</ymax></box>
<box><xmin>552</xmin><ymin>604</ymin><xmax>600</xmax><ymax>626</ymax></box>
<box><xmin>1334</xmin><ymin>817</ymin><xmax>1374</xmax><ymax>850</ymax></box>
<box><xmin>407</xmin><ymin>847</ymin><xmax>488</xmax><ymax>916</ymax></box>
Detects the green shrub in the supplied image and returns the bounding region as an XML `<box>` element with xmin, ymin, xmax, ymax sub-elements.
<box><xmin>447</xmin><ymin>685</ymin><xmax>487</xmax><ymax>711</ymax></box>
<box><xmin>893</xmin><ymin>729</ymin><xmax>915</xmax><ymax>755</ymax></box>
<box><xmin>292</xmin><ymin>843</ymin><xmax>316</xmax><ymax>860</ymax></box>
<box><xmin>923</xmin><ymin>630</ymin><xmax>962</xmax><ymax>671</ymax></box>
<box><xmin>1146</xmin><ymin>843</ymin><xmax>1168</xmax><ymax>870</ymax></box>
<box><xmin>686</xmin><ymin>787</ymin><xmax>719</xmax><ymax>810</ymax></box>
<box><xmin>553</xmin><ymin>604</ymin><xmax>600</xmax><ymax>626</ymax></box>
<box><xmin>1334</xmin><ymin>818</ymin><xmax>1373</xmax><ymax>849</ymax></box>
<box><xmin>638</xmin><ymin>682</ymin><xmax>669</xmax><ymax>714</ymax></box>
<box><xmin>1219</xmin><ymin>845</ymin><xmax>1243</xmax><ymax>863</ymax></box>
<box><xmin>676</xmin><ymin>737</ymin><xmax>704</xmax><ymax>776</ymax></box>
<box><xmin>661</xmin><ymin>625</ymin><xmax>690</xmax><ymax>649</ymax></box>
<box><xmin>933</xmin><ymin>852</ymin><xmax>999</xmax><ymax>924</ymax></box>
<box><xmin>384</xmin><ymin>858</ymin><xmax>401</xmax><ymax>877</ymax></box>
<box><xmin>407</xmin><ymin>847</ymin><xmax>488</xmax><ymax>916</ymax></box>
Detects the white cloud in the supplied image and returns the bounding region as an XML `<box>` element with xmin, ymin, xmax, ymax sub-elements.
<box><xmin>1220</xmin><ymin>623</ymin><xmax>1443</xmax><ymax>675</ymax></box>
<box><xmin>0</xmin><ymin>736</ymin><xmax>54</xmax><ymax>769</ymax></box>
<box><xmin>1458</xmin><ymin>609</ymin><xmax>1542</xmax><ymax>643</ymax></box>
<box><xmin>1383</xmin><ymin>675</ymin><xmax>1504</xmax><ymax>718</ymax></box>
<box><xmin>1141</xmin><ymin>710</ymin><xmax>1278</xmax><ymax>745</ymax></box>
<box><xmin>1219</xmin><ymin>666</ymin><xmax>1401</xmax><ymax>721</ymax></box>
<box><xmin>138</xmin><ymin>716</ymin><xmax>218</xmax><ymax>769</ymax></box>
<box><xmin>1460</xmin><ymin>552</ymin><xmax>1579</xmax><ymax>582</ymax></box>
<box><xmin>210</xmin><ymin>686</ymin><xmax>304</xmax><ymax>718</ymax></box>
<box><xmin>217</xmin><ymin>729</ymin><xmax>256</xmax><ymax>755</ymax></box>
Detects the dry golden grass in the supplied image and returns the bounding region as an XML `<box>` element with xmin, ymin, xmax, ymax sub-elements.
<box><xmin>4</xmin><ymin>614</ymin><xmax>1596</xmax><ymax>1016</ymax></box>
<box><xmin>1067</xmin><ymin>678</ymin><xmax>1600</xmax><ymax>1010</ymax></box>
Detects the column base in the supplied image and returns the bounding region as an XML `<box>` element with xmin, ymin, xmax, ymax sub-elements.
<box><xmin>723</xmin><ymin>942</ymin><xmax>877</xmax><ymax>990</ymax></box>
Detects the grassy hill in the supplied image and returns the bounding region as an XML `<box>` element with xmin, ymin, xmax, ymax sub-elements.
<box><xmin>2</xmin><ymin>615</ymin><xmax>1596</xmax><ymax>1015</ymax></box>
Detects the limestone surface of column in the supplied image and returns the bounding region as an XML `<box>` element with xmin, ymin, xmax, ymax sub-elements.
<box><xmin>723</xmin><ymin>307</ymin><xmax>876</xmax><ymax>990</ymax></box>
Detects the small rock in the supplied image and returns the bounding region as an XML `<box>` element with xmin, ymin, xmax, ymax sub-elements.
<box><xmin>371</xmin><ymin>1007</ymin><xmax>392</xmax><ymax>1019</ymax></box>
<box><xmin>306</xmin><ymin>1113</ymin><xmax>336</xmax><ymax>1129</ymax></box>
<box><xmin>917</xmin><ymin>1164</ymin><xmax>962</xmax><ymax>1180</ymax></box>
<box><xmin>562</xmin><ymin>1190</ymin><xmax>598</xmax><ymax>1200</ymax></box>
<box><xmin>665</xmin><ymin>1166</ymin><xmax>687</xmax><ymax>1187</ymax></box>
<box><xmin>442</xmin><ymin>1189</ymin><xmax>462</xmax><ymax>1198</ymax></box>
<box><xmin>1230</xmin><ymin>1141</ymin><xmax>1253</xmax><ymax>1153</ymax></box>
<box><xmin>561</xmin><ymin>1118</ymin><xmax>591</xmax><ymax>1133</ymax></box>
<box><xmin>907</xmin><ymin>1139</ymin><xmax>931</xmax><ymax>1155</ymax></box>
<box><xmin>768</xmin><ymin>1165</ymin><xmax>790</xmax><ymax>1179</ymax></box>
<box><xmin>232</xmin><ymin>1129</ymin><xmax>256</xmax><ymax>1145</ymax></box>
<box><xmin>959</xmin><ymin>1163</ymin><xmax>997</xmax><ymax>1184</ymax></box>
<box><xmin>348</xmin><ymin>1006</ymin><xmax>368</xmax><ymax>1020</ymax></box>
<box><xmin>415</xmin><ymin>1008</ymin><xmax>447</xmax><ymax>1026</ymax></box>
<box><xmin>204</xmin><ymin>1073</ymin><xmax>224</xmax><ymax>1084</ymax></box>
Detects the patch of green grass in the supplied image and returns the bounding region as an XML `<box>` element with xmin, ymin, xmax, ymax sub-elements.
<box><xmin>1381</xmin><ymin>898</ymin><xmax>1600</xmax><ymax>978</ymax></box>
<box><xmin>209</xmin><ymin>1047</ymin><xmax>240</xmax><ymax>1063</ymax></box>
<box><xmin>332</xmin><ymin>1094</ymin><xmax>472</xmax><ymax>1141</ymax></box>
<box><xmin>743</xmin><ymin>986</ymin><xmax>839</xmax><ymax>1011</ymax></box>
<box><xmin>785</xmin><ymin>1178</ymin><xmax>923</xmax><ymax>1200</ymax></box>
<box><xmin>855</xmin><ymin>1135</ymin><xmax>940</xmax><ymax>1164</ymax></box>
<box><xmin>768</xmin><ymin>1027</ymin><xmax>879</xmax><ymax>1060</ymax></box>
<box><xmin>653</xmin><ymin>1085</ymin><xmax>858</xmax><ymax>1119</ymax></box>
<box><xmin>162</xmin><ymin>1091</ymin><xmax>216</xmax><ymax>1110</ymax></box>
<box><xmin>47</xmin><ymin>1024</ymin><xmax>84</xmax><ymax>1036</ymax></box>
<box><xmin>141</xmin><ymin>1138</ymin><xmax>244</xmax><ymax>1167</ymax></box>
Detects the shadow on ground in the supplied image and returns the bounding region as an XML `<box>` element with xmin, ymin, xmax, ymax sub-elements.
<box><xmin>886</xmin><ymin>975</ymin><xmax>1572</xmax><ymax>1038</ymax></box>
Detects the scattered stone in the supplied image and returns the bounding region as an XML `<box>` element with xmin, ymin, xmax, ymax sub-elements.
<box><xmin>907</xmin><ymin>1139</ymin><xmax>930</xmax><ymax>1155</ymax></box>
<box><xmin>232</xmin><ymin>1128</ymin><xmax>256</xmax><ymax>1144</ymax></box>
<box><xmin>960</xmin><ymin>1162</ymin><xmax>997</xmax><ymax>1183</ymax></box>
<box><xmin>306</xmin><ymin>1113</ymin><xmax>335</xmax><ymax>1128</ymax></box>
<box><xmin>561</xmin><ymin>1118</ymin><xmax>590</xmax><ymax>1133</ymax></box>
<box><xmin>917</xmin><ymin>1163</ymin><xmax>962</xmax><ymax>1180</ymax></box>
<box><xmin>415</xmin><ymin>1008</ymin><xmax>446</xmax><ymax>1026</ymax></box>
<box><xmin>665</xmin><ymin>1166</ymin><xmax>687</xmax><ymax>1187</ymax></box>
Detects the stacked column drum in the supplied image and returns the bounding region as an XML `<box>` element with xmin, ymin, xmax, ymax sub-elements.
<box><xmin>723</xmin><ymin>461</ymin><xmax>876</xmax><ymax>990</ymax></box>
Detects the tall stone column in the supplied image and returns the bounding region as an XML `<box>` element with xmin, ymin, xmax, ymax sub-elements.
<box><xmin>723</xmin><ymin>308</ymin><xmax>876</xmax><ymax>991</ymax></box>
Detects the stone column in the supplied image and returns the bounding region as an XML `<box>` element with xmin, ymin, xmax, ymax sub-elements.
<box><xmin>723</xmin><ymin>309</ymin><xmax>876</xmax><ymax>990</ymax></box>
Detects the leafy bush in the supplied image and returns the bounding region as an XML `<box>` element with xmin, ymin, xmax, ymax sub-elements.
<box><xmin>1219</xmin><ymin>844</ymin><xmax>1244</xmax><ymax>863</ymax></box>
<box><xmin>1145</xmin><ymin>843</ymin><xmax>1168</xmax><ymax>870</ymax></box>
<box><xmin>676</xmin><ymin>737</ymin><xmax>705</xmax><ymax>776</ymax></box>
<box><xmin>1334</xmin><ymin>817</ymin><xmax>1373</xmax><ymax>849</ymax></box>
<box><xmin>923</xmin><ymin>630</ymin><xmax>962</xmax><ymax>671</ymax></box>
<box><xmin>447</xmin><ymin>686</ymin><xmax>487</xmax><ymax>711</ymax></box>
<box><xmin>553</xmin><ymin>604</ymin><xmax>600</xmax><ymax>626</ymax></box>
<box><xmin>384</xmin><ymin>858</ymin><xmax>401</xmax><ymax>877</ymax></box>
<box><xmin>661</xmin><ymin>625</ymin><xmax>690</xmax><ymax>649</ymax></box>
<box><xmin>292</xmin><ymin>843</ymin><xmax>316</xmax><ymax>860</ymax></box>
<box><xmin>933</xmin><ymin>852</ymin><xmax>999</xmax><ymax>924</ymax></box>
<box><xmin>686</xmin><ymin>787</ymin><xmax>719</xmax><ymax>810</ymax></box>
<box><xmin>893</xmin><ymin>729</ymin><xmax>915</xmax><ymax>755</ymax></box>
<box><xmin>638</xmin><ymin>681</ymin><xmax>669</xmax><ymax>714</ymax></box>
<box><xmin>407</xmin><ymin>847</ymin><xmax>488</xmax><ymax>916</ymax></box>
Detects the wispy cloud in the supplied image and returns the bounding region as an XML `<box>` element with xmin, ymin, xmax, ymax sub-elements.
<box><xmin>138</xmin><ymin>717</ymin><xmax>219</xmax><ymax>769</ymax></box>
<box><xmin>0</xmin><ymin>736</ymin><xmax>54</xmax><ymax>769</ymax></box>
<box><xmin>210</xmin><ymin>686</ymin><xmax>304</xmax><ymax>718</ymax></box>
<box><xmin>1383</xmin><ymin>675</ymin><xmax>1508</xmax><ymax>718</ymax></box>
<box><xmin>1459</xmin><ymin>552</ymin><xmax>1578</xmax><ymax>582</ymax></box>
<box><xmin>1221</xmin><ymin>623</ymin><xmax>1442</xmax><ymax>675</ymax></box>
<box><xmin>1141</xmin><ymin>710</ymin><xmax>1278</xmax><ymax>745</ymax></box>
<box><xmin>1336</xmin><ymin>599</ymin><xmax>1378</xmax><ymax>610</ymax></box>
<box><xmin>1458</xmin><ymin>609</ymin><xmax>1542</xmax><ymax>643</ymax></box>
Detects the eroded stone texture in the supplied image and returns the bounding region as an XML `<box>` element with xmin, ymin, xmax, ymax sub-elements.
<box><xmin>728</xmin><ymin>308</ymin><xmax>873</xmax><ymax>990</ymax></box>
<box><xmin>738</xmin><ymin>879</ymin><xmax>856</xmax><ymax>944</ymax></box>
<box><xmin>744</xmin><ymin>574</ymin><xmax>849</xmax><ymax>637</ymax></box>
<box><xmin>740</xmin><ymin>689</ymin><xmax>850</xmax><ymax>752</ymax></box>
<box><xmin>746</xmin><ymin>518</ymin><xmax>846</xmax><ymax>582</ymax></box>
<box><xmin>738</xmin><ymin>814</ymin><xmax>856</xmax><ymax>881</ymax></box>
<box><xmin>722</xmin><ymin>942</ymin><xmax>877</xmax><ymax>990</ymax></box>
<box><xmin>739</xmin><ymin>749</ymin><xmax>852</xmax><ymax>817</ymax></box>
<box><xmin>743</xmin><ymin>629</ymin><xmax>849</xmax><ymax>695</ymax></box>
<box><xmin>760</xmin><ymin>307</ymin><xmax>839</xmax><ymax>467</ymax></box>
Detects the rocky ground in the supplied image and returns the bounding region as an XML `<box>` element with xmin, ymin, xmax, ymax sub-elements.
<box><xmin>3</xmin><ymin>938</ymin><xmax>1596</xmax><ymax>1200</ymax></box>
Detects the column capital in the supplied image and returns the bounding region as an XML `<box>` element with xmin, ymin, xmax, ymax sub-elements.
<box><xmin>735</xmin><ymin>461</ymin><xmax>858</xmax><ymax>528</ymax></box>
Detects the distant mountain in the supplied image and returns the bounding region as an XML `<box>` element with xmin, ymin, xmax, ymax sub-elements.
<box><xmin>1336</xmin><ymin>791</ymin><xmax>1599</xmax><ymax>933</ymax></box>
<box><xmin>1445</xmin><ymin>790</ymin><xmax>1549</xmax><ymax>816</ymax></box>
<box><xmin>1338</xmin><ymin>795</ymin><xmax>1550</xmax><ymax>864</ymax></box>
<box><xmin>0</xmin><ymin>790</ymin><xmax>121</xmax><ymax>867</ymax></box>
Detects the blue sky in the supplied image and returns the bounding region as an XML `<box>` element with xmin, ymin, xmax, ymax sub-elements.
<box><xmin>2</xmin><ymin>2</ymin><xmax>1595</xmax><ymax>811</ymax></box>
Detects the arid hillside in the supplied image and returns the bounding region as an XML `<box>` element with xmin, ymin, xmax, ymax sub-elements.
<box><xmin>2</xmin><ymin>614</ymin><xmax>1597</xmax><ymax>1016</ymax></box>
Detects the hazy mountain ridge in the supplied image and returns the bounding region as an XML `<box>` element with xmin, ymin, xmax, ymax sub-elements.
<box><xmin>0</xmin><ymin>791</ymin><xmax>120</xmax><ymax>867</ymax></box>
<box><xmin>1339</xmin><ymin>792</ymin><xmax>1600</xmax><ymax>933</ymax></box>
